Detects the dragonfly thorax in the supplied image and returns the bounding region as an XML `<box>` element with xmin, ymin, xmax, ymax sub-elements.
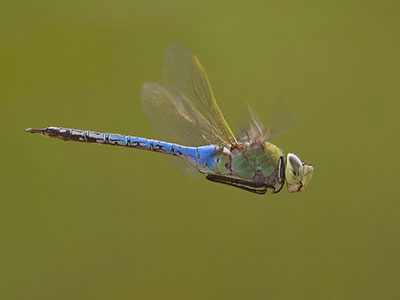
<box><xmin>207</xmin><ymin>141</ymin><xmax>283</xmax><ymax>190</ymax></box>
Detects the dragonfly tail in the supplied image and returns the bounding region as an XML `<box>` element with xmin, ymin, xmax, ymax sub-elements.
<box><xmin>25</xmin><ymin>128</ymin><xmax>48</xmax><ymax>134</ymax></box>
<box><xmin>24</xmin><ymin>127</ymin><xmax>215</xmax><ymax>171</ymax></box>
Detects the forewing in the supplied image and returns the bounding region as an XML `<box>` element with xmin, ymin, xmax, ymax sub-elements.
<box><xmin>238</xmin><ymin>101</ymin><xmax>296</xmax><ymax>144</ymax></box>
<box><xmin>163</xmin><ymin>45</ymin><xmax>237</xmax><ymax>146</ymax></box>
<box><xmin>237</xmin><ymin>105</ymin><xmax>268</xmax><ymax>145</ymax></box>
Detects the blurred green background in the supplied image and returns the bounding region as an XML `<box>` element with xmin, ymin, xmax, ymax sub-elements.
<box><xmin>1</xmin><ymin>0</ymin><xmax>399</xmax><ymax>299</ymax></box>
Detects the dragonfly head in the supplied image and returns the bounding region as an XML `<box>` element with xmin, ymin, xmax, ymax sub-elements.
<box><xmin>285</xmin><ymin>153</ymin><xmax>313</xmax><ymax>193</ymax></box>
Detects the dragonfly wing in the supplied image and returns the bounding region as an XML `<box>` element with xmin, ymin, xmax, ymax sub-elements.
<box><xmin>238</xmin><ymin>101</ymin><xmax>296</xmax><ymax>143</ymax></box>
<box><xmin>163</xmin><ymin>45</ymin><xmax>237</xmax><ymax>147</ymax></box>
<box><xmin>142</xmin><ymin>81</ymin><xmax>223</xmax><ymax>176</ymax></box>
<box><xmin>141</xmin><ymin>81</ymin><xmax>223</xmax><ymax>146</ymax></box>
<box><xmin>237</xmin><ymin>105</ymin><xmax>268</xmax><ymax>145</ymax></box>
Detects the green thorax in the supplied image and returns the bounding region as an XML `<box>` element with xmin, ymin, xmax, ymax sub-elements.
<box><xmin>213</xmin><ymin>142</ymin><xmax>281</xmax><ymax>180</ymax></box>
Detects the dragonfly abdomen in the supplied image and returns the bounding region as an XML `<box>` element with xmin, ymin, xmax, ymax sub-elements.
<box><xmin>25</xmin><ymin>127</ymin><xmax>217</xmax><ymax>170</ymax></box>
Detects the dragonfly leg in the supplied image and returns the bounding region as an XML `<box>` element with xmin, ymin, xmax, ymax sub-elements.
<box><xmin>205</xmin><ymin>174</ymin><xmax>267</xmax><ymax>195</ymax></box>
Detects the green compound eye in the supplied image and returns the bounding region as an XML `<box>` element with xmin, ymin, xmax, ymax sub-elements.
<box><xmin>285</xmin><ymin>153</ymin><xmax>313</xmax><ymax>193</ymax></box>
<box><xmin>286</xmin><ymin>153</ymin><xmax>303</xmax><ymax>184</ymax></box>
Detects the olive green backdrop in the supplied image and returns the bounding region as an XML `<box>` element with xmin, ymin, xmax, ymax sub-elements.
<box><xmin>1</xmin><ymin>0</ymin><xmax>399</xmax><ymax>299</ymax></box>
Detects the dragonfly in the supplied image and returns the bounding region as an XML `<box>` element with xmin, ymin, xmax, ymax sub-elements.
<box><xmin>26</xmin><ymin>45</ymin><xmax>313</xmax><ymax>195</ymax></box>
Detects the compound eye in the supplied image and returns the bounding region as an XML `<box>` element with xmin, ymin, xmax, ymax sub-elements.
<box><xmin>286</xmin><ymin>153</ymin><xmax>304</xmax><ymax>184</ymax></box>
<box><xmin>288</xmin><ymin>154</ymin><xmax>302</xmax><ymax>175</ymax></box>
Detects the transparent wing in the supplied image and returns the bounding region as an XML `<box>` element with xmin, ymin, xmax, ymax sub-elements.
<box><xmin>237</xmin><ymin>105</ymin><xmax>267</xmax><ymax>145</ymax></box>
<box><xmin>141</xmin><ymin>82</ymin><xmax>225</xmax><ymax>146</ymax></box>
<box><xmin>163</xmin><ymin>45</ymin><xmax>237</xmax><ymax>146</ymax></box>
<box><xmin>237</xmin><ymin>101</ymin><xmax>296</xmax><ymax>144</ymax></box>
<box><xmin>142</xmin><ymin>82</ymin><xmax>222</xmax><ymax>176</ymax></box>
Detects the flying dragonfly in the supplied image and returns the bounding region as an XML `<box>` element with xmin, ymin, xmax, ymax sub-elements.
<box><xmin>26</xmin><ymin>45</ymin><xmax>313</xmax><ymax>194</ymax></box>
